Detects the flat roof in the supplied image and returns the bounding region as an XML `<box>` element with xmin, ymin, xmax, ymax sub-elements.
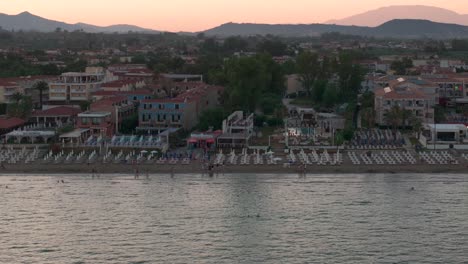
<box><xmin>6</xmin><ymin>130</ymin><xmax>56</xmax><ymax>137</ymax></box>
<box><xmin>426</xmin><ymin>124</ymin><xmax>466</xmax><ymax>130</ymax></box>
<box><xmin>161</xmin><ymin>74</ymin><xmax>202</xmax><ymax>79</ymax></box>
<box><xmin>78</xmin><ymin>111</ymin><xmax>111</xmax><ymax>118</ymax></box>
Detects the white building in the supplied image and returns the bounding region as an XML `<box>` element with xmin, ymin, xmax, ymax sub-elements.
<box><xmin>374</xmin><ymin>78</ymin><xmax>436</xmax><ymax>126</ymax></box>
<box><xmin>217</xmin><ymin>111</ymin><xmax>254</xmax><ymax>148</ymax></box>
<box><xmin>49</xmin><ymin>67</ymin><xmax>111</xmax><ymax>103</ymax></box>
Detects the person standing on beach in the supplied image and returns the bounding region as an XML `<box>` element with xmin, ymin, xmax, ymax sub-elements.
<box><xmin>135</xmin><ymin>168</ymin><xmax>139</xmax><ymax>179</ymax></box>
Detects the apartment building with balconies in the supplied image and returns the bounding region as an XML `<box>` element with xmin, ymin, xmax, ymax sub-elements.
<box><xmin>374</xmin><ymin>78</ymin><xmax>435</xmax><ymax>126</ymax></box>
<box><xmin>49</xmin><ymin>67</ymin><xmax>109</xmax><ymax>103</ymax></box>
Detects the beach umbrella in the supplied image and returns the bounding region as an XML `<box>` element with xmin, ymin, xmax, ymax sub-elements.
<box><xmin>141</xmin><ymin>150</ymin><xmax>148</xmax><ymax>154</ymax></box>
<box><xmin>151</xmin><ymin>150</ymin><xmax>158</xmax><ymax>154</ymax></box>
<box><xmin>266</xmin><ymin>150</ymin><xmax>274</xmax><ymax>156</ymax></box>
<box><xmin>274</xmin><ymin>157</ymin><xmax>282</xmax><ymax>161</ymax></box>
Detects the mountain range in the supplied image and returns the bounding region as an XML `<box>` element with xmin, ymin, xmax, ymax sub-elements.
<box><xmin>327</xmin><ymin>5</ymin><xmax>468</xmax><ymax>27</ymax></box>
<box><xmin>203</xmin><ymin>20</ymin><xmax>468</xmax><ymax>38</ymax></box>
<box><xmin>0</xmin><ymin>11</ymin><xmax>159</xmax><ymax>33</ymax></box>
<box><xmin>2</xmin><ymin>7</ymin><xmax>468</xmax><ymax>38</ymax></box>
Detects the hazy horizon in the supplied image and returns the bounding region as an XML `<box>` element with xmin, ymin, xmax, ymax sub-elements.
<box><xmin>2</xmin><ymin>0</ymin><xmax>468</xmax><ymax>32</ymax></box>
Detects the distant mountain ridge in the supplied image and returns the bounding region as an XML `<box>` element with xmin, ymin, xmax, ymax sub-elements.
<box><xmin>2</xmin><ymin>10</ymin><xmax>468</xmax><ymax>38</ymax></box>
<box><xmin>327</xmin><ymin>5</ymin><xmax>468</xmax><ymax>27</ymax></box>
<box><xmin>0</xmin><ymin>11</ymin><xmax>160</xmax><ymax>33</ymax></box>
<box><xmin>202</xmin><ymin>19</ymin><xmax>468</xmax><ymax>38</ymax></box>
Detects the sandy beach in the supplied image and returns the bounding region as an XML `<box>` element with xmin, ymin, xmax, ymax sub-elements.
<box><xmin>1</xmin><ymin>161</ymin><xmax>467</xmax><ymax>175</ymax></box>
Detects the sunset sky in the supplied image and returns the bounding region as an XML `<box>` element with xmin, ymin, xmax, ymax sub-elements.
<box><xmin>2</xmin><ymin>0</ymin><xmax>468</xmax><ymax>32</ymax></box>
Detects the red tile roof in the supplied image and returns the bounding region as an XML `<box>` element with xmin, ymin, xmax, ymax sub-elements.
<box><xmin>374</xmin><ymin>86</ymin><xmax>427</xmax><ymax>100</ymax></box>
<box><xmin>32</xmin><ymin>106</ymin><xmax>82</xmax><ymax>117</ymax></box>
<box><xmin>141</xmin><ymin>85</ymin><xmax>221</xmax><ymax>104</ymax></box>
<box><xmin>94</xmin><ymin>96</ymin><xmax>128</xmax><ymax>105</ymax></box>
<box><xmin>0</xmin><ymin>117</ymin><xmax>26</xmax><ymax>129</ymax></box>
<box><xmin>0</xmin><ymin>75</ymin><xmax>58</xmax><ymax>85</ymax></box>
<box><xmin>92</xmin><ymin>89</ymin><xmax>152</xmax><ymax>97</ymax></box>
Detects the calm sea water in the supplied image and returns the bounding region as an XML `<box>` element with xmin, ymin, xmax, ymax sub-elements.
<box><xmin>1</xmin><ymin>173</ymin><xmax>468</xmax><ymax>264</ymax></box>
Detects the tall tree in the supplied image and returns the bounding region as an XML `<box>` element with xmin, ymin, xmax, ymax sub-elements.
<box><xmin>7</xmin><ymin>95</ymin><xmax>33</xmax><ymax>119</ymax></box>
<box><xmin>223</xmin><ymin>54</ymin><xmax>284</xmax><ymax>112</ymax></box>
<box><xmin>296</xmin><ymin>51</ymin><xmax>319</xmax><ymax>97</ymax></box>
<box><xmin>33</xmin><ymin>81</ymin><xmax>48</xmax><ymax>109</ymax></box>
<box><xmin>337</xmin><ymin>52</ymin><xmax>364</xmax><ymax>101</ymax></box>
<box><xmin>385</xmin><ymin>105</ymin><xmax>403</xmax><ymax>130</ymax></box>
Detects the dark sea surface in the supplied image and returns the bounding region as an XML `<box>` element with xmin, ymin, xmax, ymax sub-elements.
<box><xmin>1</xmin><ymin>173</ymin><xmax>468</xmax><ymax>264</ymax></box>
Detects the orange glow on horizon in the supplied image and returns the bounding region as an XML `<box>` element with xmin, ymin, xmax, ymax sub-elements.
<box><xmin>2</xmin><ymin>0</ymin><xmax>468</xmax><ymax>32</ymax></box>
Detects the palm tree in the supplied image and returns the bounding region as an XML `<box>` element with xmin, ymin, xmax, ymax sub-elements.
<box><xmin>33</xmin><ymin>81</ymin><xmax>48</xmax><ymax>109</ymax></box>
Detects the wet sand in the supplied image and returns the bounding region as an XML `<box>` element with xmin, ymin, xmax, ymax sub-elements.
<box><xmin>0</xmin><ymin>161</ymin><xmax>466</xmax><ymax>175</ymax></box>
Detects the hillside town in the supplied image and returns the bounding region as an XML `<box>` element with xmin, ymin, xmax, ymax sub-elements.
<box><xmin>2</xmin><ymin>32</ymin><xmax>468</xmax><ymax>173</ymax></box>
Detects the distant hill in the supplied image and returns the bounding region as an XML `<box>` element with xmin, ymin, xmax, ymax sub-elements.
<box><xmin>0</xmin><ymin>11</ymin><xmax>160</xmax><ymax>33</ymax></box>
<box><xmin>203</xmin><ymin>19</ymin><xmax>468</xmax><ymax>38</ymax></box>
<box><xmin>327</xmin><ymin>5</ymin><xmax>468</xmax><ymax>27</ymax></box>
<box><xmin>369</xmin><ymin>19</ymin><xmax>468</xmax><ymax>38</ymax></box>
<box><xmin>203</xmin><ymin>22</ymin><xmax>368</xmax><ymax>37</ymax></box>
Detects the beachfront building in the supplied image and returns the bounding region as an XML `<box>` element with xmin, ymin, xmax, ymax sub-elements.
<box><xmin>0</xmin><ymin>117</ymin><xmax>26</xmax><ymax>135</ymax></box>
<box><xmin>4</xmin><ymin>130</ymin><xmax>56</xmax><ymax>144</ymax></box>
<box><xmin>186</xmin><ymin>131</ymin><xmax>222</xmax><ymax>150</ymax></box>
<box><xmin>48</xmin><ymin>67</ymin><xmax>108</xmax><ymax>103</ymax></box>
<box><xmin>422</xmin><ymin>124</ymin><xmax>467</xmax><ymax>144</ymax></box>
<box><xmin>90</xmin><ymin>96</ymin><xmax>135</xmax><ymax>133</ymax></box>
<box><xmin>217</xmin><ymin>111</ymin><xmax>254</xmax><ymax>148</ymax></box>
<box><xmin>374</xmin><ymin>79</ymin><xmax>435</xmax><ymax>127</ymax></box>
<box><xmin>76</xmin><ymin>111</ymin><xmax>114</xmax><ymax>137</ymax></box>
<box><xmin>30</xmin><ymin>106</ymin><xmax>82</xmax><ymax>126</ymax></box>
<box><xmin>137</xmin><ymin>85</ymin><xmax>223</xmax><ymax>134</ymax></box>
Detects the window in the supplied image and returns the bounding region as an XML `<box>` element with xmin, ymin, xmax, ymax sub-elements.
<box><xmin>175</xmin><ymin>104</ymin><xmax>179</xmax><ymax>110</ymax></box>
<box><xmin>92</xmin><ymin>118</ymin><xmax>101</xmax><ymax>125</ymax></box>
<box><xmin>159</xmin><ymin>104</ymin><xmax>165</xmax><ymax>110</ymax></box>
